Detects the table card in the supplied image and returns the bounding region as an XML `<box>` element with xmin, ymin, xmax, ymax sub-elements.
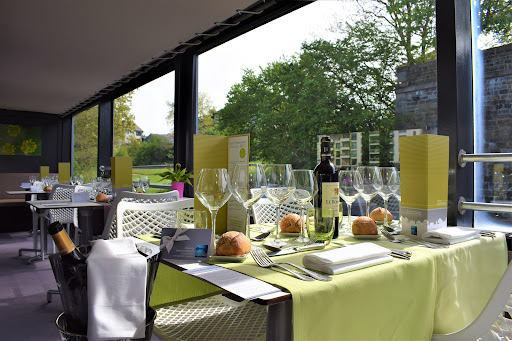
<box><xmin>58</xmin><ymin>162</ymin><xmax>71</xmax><ymax>183</ymax></box>
<box><xmin>71</xmin><ymin>192</ymin><xmax>89</xmax><ymax>202</ymax></box>
<box><xmin>40</xmin><ymin>166</ymin><xmax>49</xmax><ymax>180</ymax></box>
<box><xmin>159</xmin><ymin>227</ymin><xmax>213</xmax><ymax>262</ymax></box>
<box><xmin>399</xmin><ymin>134</ymin><xmax>449</xmax><ymax>238</ymax></box>
<box><xmin>193</xmin><ymin>134</ymin><xmax>249</xmax><ymax>234</ymax></box>
<box><xmin>110</xmin><ymin>156</ymin><xmax>132</xmax><ymax>196</ymax></box>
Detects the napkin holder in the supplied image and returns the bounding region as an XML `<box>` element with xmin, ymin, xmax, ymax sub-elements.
<box><xmin>399</xmin><ymin>134</ymin><xmax>449</xmax><ymax>238</ymax></box>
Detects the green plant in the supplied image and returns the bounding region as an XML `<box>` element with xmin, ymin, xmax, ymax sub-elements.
<box><xmin>158</xmin><ymin>163</ymin><xmax>193</xmax><ymax>186</ymax></box>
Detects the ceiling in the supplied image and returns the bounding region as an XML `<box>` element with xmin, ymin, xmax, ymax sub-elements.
<box><xmin>0</xmin><ymin>0</ymin><xmax>261</xmax><ymax>116</ymax></box>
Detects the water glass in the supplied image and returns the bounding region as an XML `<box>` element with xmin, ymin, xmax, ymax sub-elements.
<box><xmin>306</xmin><ymin>207</ymin><xmax>335</xmax><ymax>243</ymax></box>
<box><xmin>132</xmin><ymin>178</ymin><xmax>141</xmax><ymax>192</ymax></box>
<box><xmin>140</xmin><ymin>176</ymin><xmax>150</xmax><ymax>193</ymax></box>
<box><xmin>29</xmin><ymin>175</ymin><xmax>37</xmax><ymax>185</ymax></box>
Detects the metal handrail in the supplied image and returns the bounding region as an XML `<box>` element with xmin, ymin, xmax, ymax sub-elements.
<box><xmin>458</xmin><ymin>150</ymin><xmax>512</xmax><ymax>167</ymax></box>
<box><xmin>458</xmin><ymin>197</ymin><xmax>512</xmax><ymax>215</ymax></box>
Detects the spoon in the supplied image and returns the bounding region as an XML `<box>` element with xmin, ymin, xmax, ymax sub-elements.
<box><xmin>250</xmin><ymin>231</ymin><xmax>271</xmax><ymax>241</ymax></box>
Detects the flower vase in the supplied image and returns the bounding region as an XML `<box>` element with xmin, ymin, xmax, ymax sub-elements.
<box><xmin>171</xmin><ymin>182</ymin><xmax>184</xmax><ymax>198</ymax></box>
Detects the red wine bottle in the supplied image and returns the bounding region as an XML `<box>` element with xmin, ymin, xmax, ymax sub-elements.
<box><xmin>313</xmin><ymin>137</ymin><xmax>340</xmax><ymax>239</ymax></box>
<box><xmin>48</xmin><ymin>221</ymin><xmax>88</xmax><ymax>335</ymax></box>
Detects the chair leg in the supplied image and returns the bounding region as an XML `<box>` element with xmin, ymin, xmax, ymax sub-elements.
<box><xmin>47</xmin><ymin>289</ymin><xmax>60</xmax><ymax>303</ymax></box>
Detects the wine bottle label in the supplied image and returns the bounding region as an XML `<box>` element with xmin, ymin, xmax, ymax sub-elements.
<box><xmin>52</xmin><ymin>229</ymin><xmax>75</xmax><ymax>256</ymax></box>
<box><xmin>322</xmin><ymin>182</ymin><xmax>339</xmax><ymax>217</ymax></box>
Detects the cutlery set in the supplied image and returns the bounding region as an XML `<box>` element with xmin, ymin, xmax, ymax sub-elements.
<box><xmin>379</xmin><ymin>228</ymin><xmax>448</xmax><ymax>249</ymax></box>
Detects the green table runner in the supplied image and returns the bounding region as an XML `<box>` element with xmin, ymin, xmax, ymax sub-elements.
<box><xmin>142</xmin><ymin>233</ymin><xmax>507</xmax><ymax>341</ymax></box>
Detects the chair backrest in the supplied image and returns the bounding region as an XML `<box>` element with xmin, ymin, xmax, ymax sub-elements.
<box><xmin>48</xmin><ymin>184</ymin><xmax>76</xmax><ymax>224</ymax></box>
<box><xmin>432</xmin><ymin>260</ymin><xmax>512</xmax><ymax>340</ymax></box>
<box><xmin>73</xmin><ymin>185</ymin><xmax>95</xmax><ymax>228</ymax></box>
<box><xmin>116</xmin><ymin>198</ymin><xmax>195</xmax><ymax>238</ymax></box>
<box><xmin>252</xmin><ymin>198</ymin><xmax>312</xmax><ymax>225</ymax></box>
<box><xmin>100</xmin><ymin>190</ymin><xmax>180</xmax><ymax>240</ymax></box>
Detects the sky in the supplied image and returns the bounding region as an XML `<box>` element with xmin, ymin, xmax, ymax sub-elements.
<box><xmin>130</xmin><ymin>1</ymin><xmax>357</xmax><ymax>135</ymax></box>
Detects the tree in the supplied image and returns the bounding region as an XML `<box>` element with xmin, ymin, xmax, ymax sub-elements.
<box><xmin>74</xmin><ymin>92</ymin><xmax>136</xmax><ymax>179</ymax></box>
<box><xmin>132</xmin><ymin>134</ymin><xmax>173</xmax><ymax>166</ymax></box>
<box><xmin>479</xmin><ymin>0</ymin><xmax>512</xmax><ymax>46</ymax></box>
<box><xmin>166</xmin><ymin>92</ymin><xmax>217</xmax><ymax>134</ymax></box>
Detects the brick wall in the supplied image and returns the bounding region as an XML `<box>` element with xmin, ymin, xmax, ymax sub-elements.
<box><xmin>395</xmin><ymin>43</ymin><xmax>512</xmax><ymax>205</ymax></box>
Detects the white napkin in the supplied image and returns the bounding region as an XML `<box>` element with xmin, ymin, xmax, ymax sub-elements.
<box><xmin>87</xmin><ymin>238</ymin><xmax>147</xmax><ymax>340</ymax></box>
<box><xmin>422</xmin><ymin>227</ymin><xmax>480</xmax><ymax>244</ymax></box>
<box><xmin>302</xmin><ymin>243</ymin><xmax>393</xmax><ymax>275</ymax></box>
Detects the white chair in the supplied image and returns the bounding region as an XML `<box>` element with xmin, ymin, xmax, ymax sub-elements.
<box><xmin>100</xmin><ymin>190</ymin><xmax>180</xmax><ymax>240</ymax></box>
<box><xmin>116</xmin><ymin>199</ymin><xmax>194</xmax><ymax>237</ymax></box>
<box><xmin>72</xmin><ymin>185</ymin><xmax>95</xmax><ymax>243</ymax></box>
<box><xmin>47</xmin><ymin>184</ymin><xmax>76</xmax><ymax>243</ymax></box>
<box><xmin>107</xmin><ymin>194</ymin><xmax>267</xmax><ymax>341</ymax></box>
<box><xmin>432</xmin><ymin>261</ymin><xmax>512</xmax><ymax>340</ymax></box>
<box><xmin>253</xmin><ymin>197</ymin><xmax>312</xmax><ymax>225</ymax></box>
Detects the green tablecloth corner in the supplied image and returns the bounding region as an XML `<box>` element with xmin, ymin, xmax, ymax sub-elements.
<box><xmin>138</xmin><ymin>232</ymin><xmax>508</xmax><ymax>341</ymax></box>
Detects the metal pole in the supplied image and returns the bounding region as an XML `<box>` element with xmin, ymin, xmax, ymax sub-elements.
<box><xmin>458</xmin><ymin>196</ymin><xmax>512</xmax><ymax>215</ymax></box>
<box><xmin>458</xmin><ymin>150</ymin><xmax>512</xmax><ymax>167</ymax></box>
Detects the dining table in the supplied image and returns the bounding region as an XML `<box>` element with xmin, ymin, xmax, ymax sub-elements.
<box><xmin>140</xmin><ymin>226</ymin><xmax>508</xmax><ymax>341</ymax></box>
<box><xmin>26</xmin><ymin>199</ymin><xmax>105</xmax><ymax>263</ymax></box>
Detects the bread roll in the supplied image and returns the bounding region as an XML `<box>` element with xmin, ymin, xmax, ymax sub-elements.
<box><xmin>280</xmin><ymin>213</ymin><xmax>302</xmax><ymax>233</ymax></box>
<box><xmin>370</xmin><ymin>207</ymin><xmax>393</xmax><ymax>223</ymax></box>
<box><xmin>215</xmin><ymin>231</ymin><xmax>251</xmax><ymax>256</ymax></box>
<box><xmin>43</xmin><ymin>186</ymin><xmax>52</xmax><ymax>192</ymax></box>
<box><xmin>352</xmin><ymin>216</ymin><xmax>378</xmax><ymax>235</ymax></box>
<box><xmin>95</xmin><ymin>193</ymin><xmax>109</xmax><ymax>202</ymax></box>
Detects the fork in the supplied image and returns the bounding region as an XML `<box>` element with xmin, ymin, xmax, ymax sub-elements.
<box><xmin>282</xmin><ymin>237</ymin><xmax>318</xmax><ymax>250</ymax></box>
<box><xmin>380</xmin><ymin>229</ymin><xmax>447</xmax><ymax>249</ymax></box>
<box><xmin>250</xmin><ymin>248</ymin><xmax>318</xmax><ymax>281</ymax></box>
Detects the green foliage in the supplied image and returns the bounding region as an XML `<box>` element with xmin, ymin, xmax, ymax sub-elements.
<box><xmin>479</xmin><ymin>0</ymin><xmax>512</xmax><ymax>46</ymax></box>
<box><xmin>132</xmin><ymin>134</ymin><xmax>173</xmax><ymax>166</ymax></box>
<box><xmin>158</xmin><ymin>163</ymin><xmax>193</xmax><ymax>186</ymax></box>
<box><xmin>166</xmin><ymin>92</ymin><xmax>218</xmax><ymax>135</ymax></box>
<box><xmin>73</xmin><ymin>106</ymin><xmax>98</xmax><ymax>180</ymax></box>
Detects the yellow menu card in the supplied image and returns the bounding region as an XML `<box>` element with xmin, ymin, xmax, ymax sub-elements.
<box><xmin>194</xmin><ymin>134</ymin><xmax>249</xmax><ymax>235</ymax></box>
<box><xmin>399</xmin><ymin>134</ymin><xmax>449</xmax><ymax>238</ymax></box>
<box><xmin>40</xmin><ymin>166</ymin><xmax>49</xmax><ymax>180</ymax></box>
<box><xmin>110</xmin><ymin>156</ymin><xmax>132</xmax><ymax>194</ymax></box>
<box><xmin>58</xmin><ymin>162</ymin><xmax>71</xmax><ymax>184</ymax></box>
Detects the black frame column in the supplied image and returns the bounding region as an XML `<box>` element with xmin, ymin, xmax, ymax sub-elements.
<box><xmin>436</xmin><ymin>0</ymin><xmax>474</xmax><ymax>227</ymax></box>
<box><xmin>174</xmin><ymin>51</ymin><xmax>198</xmax><ymax>198</ymax></box>
<box><xmin>97</xmin><ymin>100</ymin><xmax>114</xmax><ymax>177</ymax></box>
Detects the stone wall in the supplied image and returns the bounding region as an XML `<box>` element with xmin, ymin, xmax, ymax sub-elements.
<box><xmin>395</xmin><ymin>43</ymin><xmax>512</xmax><ymax>206</ymax></box>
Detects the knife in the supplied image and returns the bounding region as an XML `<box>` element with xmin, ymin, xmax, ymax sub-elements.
<box><xmin>267</xmin><ymin>243</ymin><xmax>326</xmax><ymax>257</ymax></box>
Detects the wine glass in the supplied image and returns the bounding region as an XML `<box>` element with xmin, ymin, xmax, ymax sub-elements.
<box><xmin>195</xmin><ymin>168</ymin><xmax>232</xmax><ymax>242</ymax></box>
<box><xmin>70</xmin><ymin>176</ymin><xmax>77</xmax><ymax>185</ymax></box>
<box><xmin>132</xmin><ymin>178</ymin><xmax>141</xmax><ymax>192</ymax></box>
<box><xmin>76</xmin><ymin>175</ymin><xmax>84</xmax><ymax>185</ymax></box>
<box><xmin>355</xmin><ymin>166</ymin><xmax>383</xmax><ymax>216</ymax></box>
<box><xmin>339</xmin><ymin>169</ymin><xmax>362</xmax><ymax>234</ymax></box>
<box><xmin>291</xmin><ymin>170</ymin><xmax>317</xmax><ymax>243</ymax></box>
<box><xmin>378</xmin><ymin>167</ymin><xmax>399</xmax><ymax>229</ymax></box>
<box><xmin>394</xmin><ymin>171</ymin><xmax>402</xmax><ymax>228</ymax></box>
<box><xmin>264</xmin><ymin>164</ymin><xmax>295</xmax><ymax>246</ymax></box>
<box><xmin>140</xmin><ymin>176</ymin><xmax>150</xmax><ymax>193</ymax></box>
<box><xmin>28</xmin><ymin>175</ymin><xmax>37</xmax><ymax>186</ymax></box>
<box><xmin>231</xmin><ymin>164</ymin><xmax>267</xmax><ymax>238</ymax></box>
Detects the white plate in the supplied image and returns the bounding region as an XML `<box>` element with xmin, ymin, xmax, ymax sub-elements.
<box><xmin>280</xmin><ymin>232</ymin><xmax>300</xmax><ymax>237</ymax></box>
<box><xmin>210</xmin><ymin>254</ymin><xmax>249</xmax><ymax>263</ymax></box>
<box><xmin>352</xmin><ymin>234</ymin><xmax>381</xmax><ymax>240</ymax></box>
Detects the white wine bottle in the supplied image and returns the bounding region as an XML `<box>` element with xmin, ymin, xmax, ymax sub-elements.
<box><xmin>313</xmin><ymin>136</ymin><xmax>339</xmax><ymax>239</ymax></box>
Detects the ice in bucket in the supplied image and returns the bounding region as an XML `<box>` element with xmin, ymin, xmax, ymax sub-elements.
<box><xmin>399</xmin><ymin>134</ymin><xmax>449</xmax><ymax>238</ymax></box>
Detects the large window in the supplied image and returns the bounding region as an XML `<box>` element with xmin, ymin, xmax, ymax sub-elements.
<box><xmin>472</xmin><ymin>0</ymin><xmax>512</xmax><ymax>229</ymax></box>
<box><xmin>73</xmin><ymin>106</ymin><xmax>98</xmax><ymax>181</ymax></box>
<box><xmin>198</xmin><ymin>1</ymin><xmax>437</xmax><ymax>171</ymax></box>
<box><xmin>113</xmin><ymin>72</ymin><xmax>175</xmax><ymax>191</ymax></box>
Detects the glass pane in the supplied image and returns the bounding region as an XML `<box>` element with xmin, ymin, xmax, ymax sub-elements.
<box><xmin>73</xmin><ymin>106</ymin><xmax>98</xmax><ymax>181</ymax></box>
<box><xmin>199</xmin><ymin>1</ymin><xmax>437</xmax><ymax>170</ymax></box>
<box><xmin>113</xmin><ymin>72</ymin><xmax>175</xmax><ymax>192</ymax></box>
<box><xmin>472</xmin><ymin>0</ymin><xmax>512</xmax><ymax>230</ymax></box>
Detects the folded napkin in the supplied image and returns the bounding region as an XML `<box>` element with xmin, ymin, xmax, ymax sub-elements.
<box><xmin>422</xmin><ymin>227</ymin><xmax>480</xmax><ymax>244</ymax></box>
<box><xmin>87</xmin><ymin>238</ymin><xmax>147</xmax><ymax>340</ymax></box>
<box><xmin>302</xmin><ymin>243</ymin><xmax>393</xmax><ymax>275</ymax></box>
